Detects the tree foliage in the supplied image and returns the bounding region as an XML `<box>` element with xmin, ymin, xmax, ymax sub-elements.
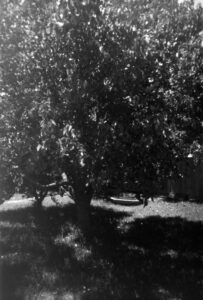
<box><xmin>0</xmin><ymin>0</ymin><xmax>202</xmax><ymax>215</ymax></box>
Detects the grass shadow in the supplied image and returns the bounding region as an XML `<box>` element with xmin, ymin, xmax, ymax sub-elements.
<box><xmin>0</xmin><ymin>203</ymin><xmax>203</xmax><ymax>299</ymax></box>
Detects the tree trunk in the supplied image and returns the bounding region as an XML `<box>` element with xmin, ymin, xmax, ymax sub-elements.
<box><xmin>76</xmin><ymin>197</ymin><xmax>91</xmax><ymax>235</ymax></box>
<box><xmin>33</xmin><ymin>188</ymin><xmax>46</xmax><ymax>208</ymax></box>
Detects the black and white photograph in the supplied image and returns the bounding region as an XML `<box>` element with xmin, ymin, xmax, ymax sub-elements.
<box><xmin>0</xmin><ymin>0</ymin><xmax>203</xmax><ymax>299</ymax></box>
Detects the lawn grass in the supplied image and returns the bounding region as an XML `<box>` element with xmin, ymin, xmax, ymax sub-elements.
<box><xmin>0</xmin><ymin>196</ymin><xmax>203</xmax><ymax>299</ymax></box>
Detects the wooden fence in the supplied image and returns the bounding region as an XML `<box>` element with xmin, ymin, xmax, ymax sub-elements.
<box><xmin>167</xmin><ymin>159</ymin><xmax>203</xmax><ymax>201</ymax></box>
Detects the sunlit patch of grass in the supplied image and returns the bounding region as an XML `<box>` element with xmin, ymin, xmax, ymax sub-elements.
<box><xmin>155</xmin><ymin>287</ymin><xmax>178</xmax><ymax>300</ymax></box>
<box><xmin>0</xmin><ymin>221</ymin><xmax>26</xmax><ymax>229</ymax></box>
<box><xmin>40</xmin><ymin>270</ymin><xmax>61</xmax><ymax>287</ymax></box>
<box><xmin>55</xmin><ymin>224</ymin><xmax>92</xmax><ymax>262</ymax></box>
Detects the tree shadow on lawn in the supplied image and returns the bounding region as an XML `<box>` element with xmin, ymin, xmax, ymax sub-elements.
<box><xmin>0</xmin><ymin>203</ymin><xmax>203</xmax><ymax>300</ymax></box>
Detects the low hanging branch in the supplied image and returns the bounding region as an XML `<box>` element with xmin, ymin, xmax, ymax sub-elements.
<box><xmin>23</xmin><ymin>174</ymin><xmax>74</xmax><ymax>204</ymax></box>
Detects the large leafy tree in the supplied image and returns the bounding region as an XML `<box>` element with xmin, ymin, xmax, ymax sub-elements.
<box><xmin>0</xmin><ymin>0</ymin><xmax>202</xmax><ymax>231</ymax></box>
